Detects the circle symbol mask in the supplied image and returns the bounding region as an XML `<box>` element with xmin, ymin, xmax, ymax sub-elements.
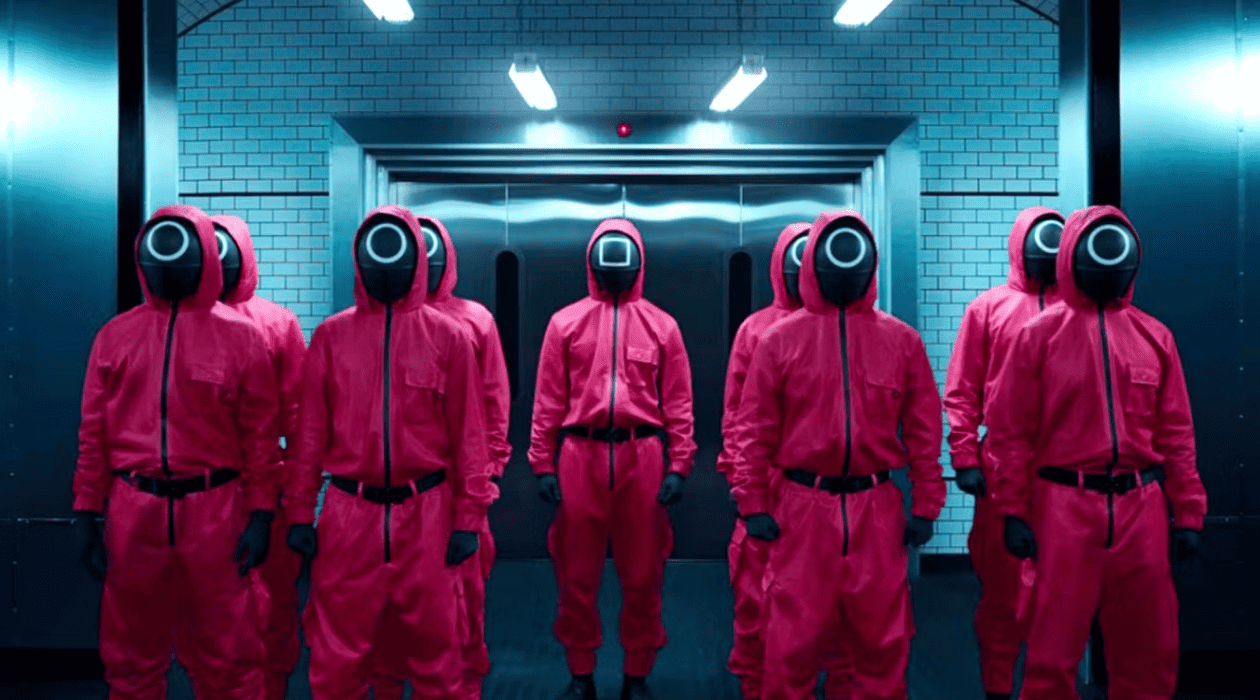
<box><xmin>789</xmin><ymin>237</ymin><xmax>807</xmax><ymax>267</ymax></box>
<box><xmin>365</xmin><ymin>223</ymin><xmax>408</xmax><ymax>264</ymax></box>
<box><xmin>423</xmin><ymin>227</ymin><xmax>440</xmax><ymax>260</ymax></box>
<box><xmin>216</xmin><ymin>230</ymin><xmax>230</xmax><ymax>261</ymax></box>
<box><xmin>146</xmin><ymin>221</ymin><xmax>191</xmax><ymax>263</ymax></box>
<box><xmin>1085</xmin><ymin>224</ymin><xmax>1132</xmax><ymax>267</ymax></box>
<box><xmin>1031</xmin><ymin>219</ymin><xmax>1062</xmax><ymax>255</ymax></box>
<box><xmin>823</xmin><ymin>227</ymin><xmax>868</xmax><ymax>269</ymax></box>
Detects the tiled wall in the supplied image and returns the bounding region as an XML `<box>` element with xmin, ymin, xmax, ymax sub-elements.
<box><xmin>177</xmin><ymin>0</ymin><xmax>1059</xmax><ymax>553</ymax></box>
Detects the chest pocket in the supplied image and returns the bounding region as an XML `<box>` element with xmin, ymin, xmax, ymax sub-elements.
<box><xmin>185</xmin><ymin>364</ymin><xmax>235</xmax><ymax>406</ymax></box>
<box><xmin>398</xmin><ymin>365</ymin><xmax>446</xmax><ymax>421</ymax></box>
<box><xmin>1124</xmin><ymin>364</ymin><xmax>1161</xmax><ymax>418</ymax></box>
<box><xmin>624</xmin><ymin>346</ymin><xmax>660</xmax><ymax>390</ymax></box>
<box><xmin>862</xmin><ymin>373</ymin><xmax>904</xmax><ymax>422</ymax></box>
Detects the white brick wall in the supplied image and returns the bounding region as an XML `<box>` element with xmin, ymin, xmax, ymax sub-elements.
<box><xmin>177</xmin><ymin>0</ymin><xmax>1059</xmax><ymax>553</ymax></box>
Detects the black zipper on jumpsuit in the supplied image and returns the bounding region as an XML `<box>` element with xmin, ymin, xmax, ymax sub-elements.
<box><xmin>839</xmin><ymin>310</ymin><xmax>853</xmax><ymax>556</ymax></box>
<box><xmin>160</xmin><ymin>304</ymin><xmax>180</xmax><ymax>546</ymax></box>
<box><xmin>1097</xmin><ymin>307</ymin><xmax>1120</xmax><ymax>548</ymax></box>
<box><xmin>1038</xmin><ymin>290</ymin><xmax>1045</xmax><ymax>311</ymax></box>
<box><xmin>608</xmin><ymin>298</ymin><xmax>620</xmax><ymax>490</ymax></box>
<box><xmin>382</xmin><ymin>303</ymin><xmax>394</xmax><ymax>563</ymax></box>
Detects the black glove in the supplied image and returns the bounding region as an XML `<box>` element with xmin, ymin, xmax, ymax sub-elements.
<box><xmin>657</xmin><ymin>473</ymin><xmax>685</xmax><ymax>505</ymax></box>
<box><xmin>744</xmin><ymin>512</ymin><xmax>780</xmax><ymax>542</ymax></box>
<box><xmin>1003</xmin><ymin>516</ymin><xmax>1037</xmax><ymax>560</ymax></box>
<box><xmin>955</xmin><ymin>468</ymin><xmax>986</xmax><ymax>498</ymax></box>
<box><xmin>72</xmin><ymin>511</ymin><xmax>107</xmax><ymax>582</ymax></box>
<box><xmin>234</xmin><ymin>510</ymin><xmax>274</xmax><ymax>576</ymax></box>
<box><xmin>904</xmin><ymin>516</ymin><xmax>935</xmax><ymax>547</ymax></box>
<box><xmin>1171</xmin><ymin>528</ymin><xmax>1200</xmax><ymax>561</ymax></box>
<box><xmin>287</xmin><ymin>523</ymin><xmax>317</xmax><ymax>579</ymax></box>
<box><xmin>537</xmin><ymin>474</ymin><xmax>561</xmax><ymax>505</ymax></box>
<box><xmin>446</xmin><ymin>530</ymin><xmax>480</xmax><ymax>566</ymax></box>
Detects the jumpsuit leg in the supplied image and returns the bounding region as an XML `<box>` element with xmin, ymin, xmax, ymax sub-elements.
<box><xmin>609</xmin><ymin>437</ymin><xmax>672</xmax><ymax>677</ymax></box>
<box><xmin>835</xmin><ymin>483</ymin><xmax>913</xmax><ymax>700</ymax></box>
<box><xmin>252</xmin><ymin>498</ymin><xmax>304</xmax><ymax>700</ymax></box>
<box><xmin>549</xmin><ymin>438</ymin><xmax>613</xmax><ymax>677</ymax></box>
<box><xmin>99</xmin><ymin>481</ymin><xmax>179</xmax><ymax>700</ymax></box>
<box><xmin>727</xmin><ymin>518</ymin><xmax>771</xmax><ymax>698</ymax></box>
<box><xmin>972</xmin><ymin>494</ymin><xmax>1032</xmax><ymax>695</ymax></box>
<box><xmin>761</xmin><ymin>482</ymin><xmax>847</xmax><ymax>700</ymax></box>
<box><xmin>173</xmin><ymin>483</ymin><xmax>267</xmax><ymax>700</ymax></box>
<box><xmin>304</xmin><ymin>488</ymin><xmax>388</xmax><ymax>700</ymax></box>
<box><xmin>387</xmin><ymin>484</ymin><xmax>464</xmax><ymax>700</ymax></box>
<box><xmin>821</xmin><ymin>632</ymin><xmax>855</xmax><ymax>700</ymax></box>
<box><xmin>367</xmin><ymin>616</ymin><xmax>408</xmax><ymax>700</ymax></box>
<box><xmin>1097</xmin><ymin>484</ymin><xmax>1179</xmax><ymax>700</ymax></box>
<box><xmin>1020</xmin><ymin>483</ymin><xmax>1106</xmax><ymax>700</ymax></box>
<box><xmin>459</xmin><ymin>521</ymin><xmax>496</xmax><ymax>700</ymax></box>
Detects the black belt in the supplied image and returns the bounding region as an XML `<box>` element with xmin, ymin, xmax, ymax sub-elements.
<box><xmin>564</xmin><ymin>425</ymin><xmax>661</xmax><ymax>443</ymax></box>
<box><xmin>1037</xmin><ymin>466</ymin><xmax>1164</xmax><ymax>496</ymax></box>
<box><xmin>330</xmin><ymin>470</ymin><xmax>446</xmax><ymax>505</ymax></box>
<box><xmin>114</xmin><ymin>468</ymin><xmax>240</xmax><ymax>499</ymax></box>
<box><xmin>784</xmin><ymin>468</ymin><xmax>891</xmax><ymax>495</ymax></box>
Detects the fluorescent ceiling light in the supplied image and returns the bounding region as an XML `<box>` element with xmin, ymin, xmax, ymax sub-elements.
<box><xmin>509</xmin><ymin>53</ymin><xmax>557</xmax><ymax>110</ymax></box>
<box><xmin>834</xmin><ymin>0</ymin><xmax>896</xmax><ymax>26</ymax></box>
<box><xmin>710</xmin><ymin>56</ymin><xmax>766</xmax><ymax>112</ymax></box>
<box><xmin>363</xmin><ymin>0</ymin><xmax>414</xmax><ymax>23</ymax></box>
<box><xmin>1244</xmin><ymin>55</ymin><xmax>1260</xmax><ymax>117</ymax></box>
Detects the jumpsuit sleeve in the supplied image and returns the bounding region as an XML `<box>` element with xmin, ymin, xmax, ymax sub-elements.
<box><xmin>527</xmin><ymin>317</ymin><xmax>569</xmax><ymax>476</ymax></box>
<box><xmin>987</xmin><ymin>324</ymin><xmax>1044</xmax><ymax>522</ymax></box>
<box><xmin>236</xmin><ymin>331</ymin><xmax>283</xmax><ymax>513</ymax></box>
<box><xmin>277</xmin><ymin>315</ymin><xmax>308</xmax><ymax>461</ymax></box>
<box><xmin>286</xmin><ymin>324</ymin><xmax>331</xmax><ymax>525</ymax></box>
<box><xmin>1155</xmin><ymin>334</ymin><xmax>1207</xmax><ymax>531</ymax></box>
<box><xmin>446</xmin><ymin>327</ymin><xmax>497</xmax><ymax>533</ymax></box>
<box><xmin>72</xmin><ymin>332</ymin><xmax>113</xmax><ymax>514</ymax></box>
<box><xmin>717</xmin><ymin>321</ymin><xmax>756</xmax><ymax>480</ymax></box>
<box><xmin>729</xmin><ymin>333</ymin><xmax>784</xmax><ymax>517</ymax></box>
<box><xmin>660</xmin><ymin>321</ymin><xmax>697</xmax><ymax>478</ymax></box>
<box><xmin>477</xmin><ymin>317</ymin><xmax>513</xmax><ymax>479</ymax></box>
<box><xmin>943</xmin><ymin>299</ymin><xmax>990</xmax><ymax>473</ymax></box>
<box><xmin>901</xmin><ymin>336</ymin><xmax>947</xmax><ymax>520</ymax></box>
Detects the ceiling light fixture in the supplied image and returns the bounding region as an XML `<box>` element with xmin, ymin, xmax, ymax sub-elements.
<box><xmin>363</xmin><ymin>0</ymin><xmax>415</xmax><ymax>23</ymax></box>
<box><xmin>509</xmin><ymin>53</ymin><xmax>557</xmax><ymax>110</ymax></box>
<box><xmin>834</xmin><ymin>0</ymin><xmax>896</xmax><ymax>27</ymax></box>
<box><xmin>710</xmin><ymin>55</ymin><xmax>767</xmax><ymax>112</ymax></box>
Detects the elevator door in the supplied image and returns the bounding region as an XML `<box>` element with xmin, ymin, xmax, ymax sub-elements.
<box><xmin>392</xmin><ymin>180</ymin><xmax>858</xmax><ymax>559</ymax></box>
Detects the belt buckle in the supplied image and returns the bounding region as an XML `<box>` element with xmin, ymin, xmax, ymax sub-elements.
<box><xmin>1099</xmin><ymin>474</ymin><xmax>1126</xmax><ymax>495</ymax></box>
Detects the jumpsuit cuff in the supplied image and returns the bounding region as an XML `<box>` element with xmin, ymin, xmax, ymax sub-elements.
<box><xmin>246</xmin><ymin>488</ymin><xmax>279</xmax><ymax>513</ymax></box>
<box><xmin>72</xmin><ymin>492</ymin><xmax>105</xmax><ymax>514</ymax></box>
<box><xmin>667</xmin><ymin>462</ymin><xmax>693</xmax><ymax>478</ymax></box>
<box><xmin>454</xmin><ymin>504</ymin><xmax>486</xmax><ymax>533</ymax></box>
<box><xmin>911</xmin><ymin>502</ymin><xmax>943</xmax><ymax>521</ymax></box>
<box><xmin>287</xmin><ymin>503</ymin><xmax>316</xmax><ymax>525</ymax></box>
<box><xmin>736</xmin><ymin>495</ymin><xmax>768</xmax><ymax>518</ymax></box>
<box><xmin>1172</xmin><ymin>511</ymin><xmax>1204</xmax><ymax>531</ymax></box>
<box><xmin>530</xmin><ymin>461</ymin><xmax>557</xmax><ymax>477</ymax></box>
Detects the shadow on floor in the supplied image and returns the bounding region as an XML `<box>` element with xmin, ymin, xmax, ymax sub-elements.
<box><xmin>0</xmin><ymin>560</ymin><xmax>1249</xmax><ymax>699</ymax></box>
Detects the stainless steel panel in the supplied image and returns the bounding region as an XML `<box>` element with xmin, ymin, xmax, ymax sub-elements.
<box><xmin>1122</xmin><ymin>0</ymin><xmax>1242</xmax><ymax>518</ymax></box>
<box><xmin>625</xmin><ymin>184</ymin><xmax>741</xmax><ymax>559</ymax></box>
<box><xmin>3</xmin><ymin>0</ymin><xmax>119</xmax><ymax>518</ymax></box>
<box><xmin>1058</xmin><ymin>0</ymin><xmax>1090</xmax><ymax>212</ymax></box>
<box><xmin>1241</xmin><ymin>0</ymin><xmax>1260</xmax><ymax>517</ymax></box>
<box><xmin>11</xmin><ymin>520</ymin><xmax>101</xmax><ymax>646</ymax></box>
<box><xmin>739</xmin><ymin>184</ymin><xmax>856</xmax><ymax>311</ymax></box>
<box><xmin>330</xmin><ymin>119</ymin><xmax>366</xmax><ymax>313</ymax></box>
<box><xmin>502</xmin><ymin>184</ymin><xmax>625</xmax><ymax>558</ymax></box>
<box><xmin>885</xmin><ymin>124</ymin><xmax>921</xmax><ymax>328</ymax></box>
<box><xmin>144</xmin><ymin>0</ymin><xmax>178</xmax><ymax>213</ymax></box>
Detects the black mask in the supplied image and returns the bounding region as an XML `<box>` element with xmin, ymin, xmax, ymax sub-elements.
<box><xmin>422</xmin><ymin>222</ymin><xmax>446</xmax><ymax>294</ymax></box>
<box><xmin>356</xmin><ymin>215</ymin><xmax>418</xmax><ymax>304</ymax></box>
<box><xmin>813</xmin><ymin>220</ymin><xmax>876</xmax><ymax>309</ymax></box>
<box><xmin>1073</xmin><ymin>219</ymin><xmax>1140</xmax><ymax>305</ymax></box>
<box><xmin>589</xmin><ymin>232</ymin><xmax>641</xmax><ymax>296</ymax></box>
<box><xmin>1022</xmin><ymin>217</ymin><xmax>1062</xmax><ymax>289</ymax></box>
<box><xmin>138</xmin><ymin>217</ymin><xmax>203</xmax><ymax>304</ymax></box>
<box><xmin>782</xmin><ymin>233</ymin><xmax>807</xmax><ymax>303</ymax></box>
<box><xmin>215</xmin><ymin>224</ymin><xmax>243</xmax><ymax>301</ymax></box>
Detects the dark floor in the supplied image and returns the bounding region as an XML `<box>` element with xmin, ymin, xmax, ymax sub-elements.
<box><xmin>0</xmin><ymin>560</ymin><xmax>1251</xmax><ymax>699</ymax></box>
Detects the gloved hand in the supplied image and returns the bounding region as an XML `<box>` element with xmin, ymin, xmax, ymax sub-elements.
<box><xmin>904</xmin><ymin>516</ymin><xmax>935</xmax><ymax>547</ymax></box>
<box><xmin>446</xmin><ymin>530</ymin><xmax>480</xmax><ymax>566</ymax></box>
<box><xmin>1003</xmin><ymin>516</ymin><xmax>1037</xmax><ymax>560</ymax></box>
<box><xmin>1170</xmin><ymin>528</ymin><xmax>1200</xmax><ymax>561</ymax></box>
<box><xmin>744</xmin><ymin>512</ymin><xmax>780</xmax><ymax>542</ymax></box>
<box><xmin>955</xmin><ymin>468</ymin><xmax>986</xmax><ymax>498</ymax></box>
<box><xmin>287</xmin><ymin>523</ymin><xmax>318</xmax><ymax>573</ymax></box>
<box><xmin>234</xmin><ymin>510</ymin><xmax>274</xmax><ymax>576</ymax></box>
<box><xmin>657</xmin><ymin>473</ymin><xmax>685</xmax><ymax>505</ymax></box>
<box><xmin>72</xmin><ymin>511</ymin><xmax>107</xmax><ymax>582</ymax></box>
<box><xmin>537</xmin><ymin>474</ymin><xmax>561</xmax><ymax>505</ymax></box>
